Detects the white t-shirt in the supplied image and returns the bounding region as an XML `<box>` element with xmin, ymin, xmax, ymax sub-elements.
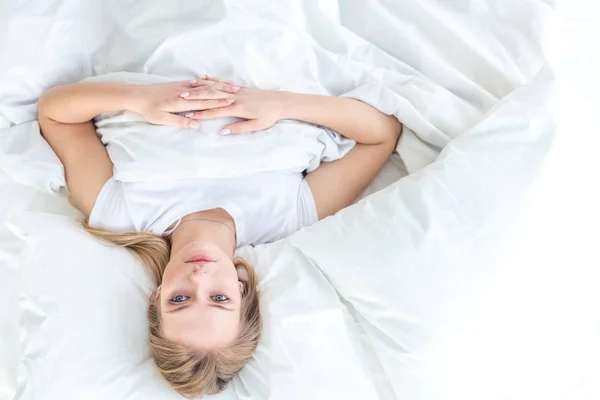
<box><xmin>89</xmin><ymin>172</ymin><xmax>318</xmax><ymax>247</ymax></box>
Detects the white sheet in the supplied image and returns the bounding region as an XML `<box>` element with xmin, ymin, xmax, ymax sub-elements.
<box><xmin>0</xmin><ymin>171</ymin><xmax>24</xmax><ymax>399</ymax></box>
<box><xmin>3</xmin><ymin>1</ymin><xmax>599</xmax><ymax>400</ymax></box>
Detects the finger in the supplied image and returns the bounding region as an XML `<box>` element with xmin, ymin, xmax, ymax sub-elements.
<box><xmin>181</xmin><ymin>88</ymin><xmax>235</xmax><ymax>100</ymax></box>
<box><xmin>166</xmin><ymin>97</ymin><xmax>233</xmax><ymax>113</ymax></box>
<box><xmin>217</xmin><ymin>82</ymin><xmax>241</xmax><ymax>93</ymax></box>
<box><xmin>158</xmin><ymin>113</ymin><xmax>200</xmax><ymax>129</ymax></box>
<box><xmin>220</xmin><ymin>119</ymin><xmax>265</xmax><ymax>135</ymax></box>
<box><xmin>205</xmin><ymin>75</ymin><xmax>236</xmax><ymax>86</ymax></box>
<box><xmin>183</xmin><ymin>99</ymin><xmax>236</xmax><ymax>115</ymax></box>
<box><xmin>189</xmin><ymin>78</ymin><xmax>239</xmax><ymax>92</ymax></box>
<box><xmin>190</xmin><ymin>106</ymin><xmax>240</xmax><ymax>120</ymax></box>
<box><xmin>188</xmin><ymin>78</ymin><xmax>215</xmax><ymax>87</ymax></box>
<box><xmin>196</xmin><ymin>81</ymin><xmax>240</xmax><ymax>94</ymax></box>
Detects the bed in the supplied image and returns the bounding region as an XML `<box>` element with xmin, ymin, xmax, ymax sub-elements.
<box><xmin>2</xmin><ymin>1</ymin><xmax>599</xmax><ymax>399</ymax></box>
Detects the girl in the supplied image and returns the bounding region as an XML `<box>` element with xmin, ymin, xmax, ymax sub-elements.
<box><xmin>38</xmin><ymin>77</ymin><xmax>401</xmax><ymax>397</ymax></box>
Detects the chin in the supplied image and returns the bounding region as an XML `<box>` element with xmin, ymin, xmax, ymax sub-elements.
<box><xmin>180</xmin><ymin>241</ymin><xmax>224</xmax><ymax>260</ymax></box>
<box><xmin>182</xmin><ymin>240</ymin><xmax>214</xmax><ymax>252</ymax></box>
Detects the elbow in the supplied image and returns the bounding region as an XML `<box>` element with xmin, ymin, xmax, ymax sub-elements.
<box><xmin>380</xmin><ymin>115</ymin><xmax>402</xmax><ymax>148</ymax></box>
<box><xmin>37</xmin><ymin>88</ymin><xmax>55</xmax><ymax>121</ymax></box>
<box><xmin>38</xmin><ymin>85</ymin><xmax>69</xmax><ymax>122</ymax></box>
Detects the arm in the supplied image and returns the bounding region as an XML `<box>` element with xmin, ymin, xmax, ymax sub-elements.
<box><xmin>281</xmin><ymin>94</ymin><xmax>401</xmax><ymax>219</ymax></box>
<box><xmin>186</xmin><ymin>86</ymin><xmax>402</xmax><ymax>219</ymax></box>
<box><xmin>38</xmin><ymin>79</ymin><xmax>239</xmax><ymax>216</ymax></box>
<box><xmin>38</xmin><ymin>84</ymin><xmax>127</xmax><ymax>217</ymax></box>
<box><xmin>39</xmin><ymin>83</ymin><xmax>136</xmax><ymax>124</ymax></box>
<box><xmin>279</xmin><ymin>93</ymin><xmax>400</xmax><ymax>145</ymax></box>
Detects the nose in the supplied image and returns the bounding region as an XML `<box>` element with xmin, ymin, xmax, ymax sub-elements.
<box><xmin>188</xmin><ymin>262</ymin><xmax>211</xmax><ymax>277</ymax></box>
<box><xmin>192</xmin><ymin>263</ymin><xmax>205</xmax><ymax>272</ymax></box>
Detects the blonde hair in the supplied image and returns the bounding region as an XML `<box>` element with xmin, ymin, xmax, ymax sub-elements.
<box><xmin>81</xmin><ymin>220</ymin><xmax>262</xmax><ymax>397</ymax></box>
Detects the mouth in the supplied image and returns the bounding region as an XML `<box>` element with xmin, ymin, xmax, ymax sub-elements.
<box><xmin>186</xmin><ymin>254</ymin><xmax>215</xmax><ymax>264</ymax></box>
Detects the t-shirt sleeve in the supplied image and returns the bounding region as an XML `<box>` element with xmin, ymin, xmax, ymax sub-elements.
<box><xmin>236</xmin><ymin>174</ymin><xmax>318</xmax><ymax>246</ymax></box>
<box><xmin>296</xmin><ymin>178</ymin><xmax>319</xmax><ymax>230</ymax></box>
<box><xmin>88</xmin><ymin>178</ymin><xmax>136</xmax><ymax>233</ymax></box>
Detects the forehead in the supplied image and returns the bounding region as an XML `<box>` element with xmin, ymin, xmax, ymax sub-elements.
<box><xmin>162</xmin><ymin>305</ymin><xmax>240</xmax><ymax>349</ymax></box>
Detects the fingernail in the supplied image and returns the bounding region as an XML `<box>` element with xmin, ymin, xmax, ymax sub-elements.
<box><xmin>230</xmin><ymin>85</ymin><xmax>240</xmax><ymax>91</ymax></box>
<box><xmin>180</xmin><ymin>92</ymin><xmax>190</xmax><ymax>98</ymax></box>
<box><xmin>188</xmin><ymin>80</ymin><xmax>197</xmax><ymax>84</ymax></box>
<box><xmin>220</xmin><ymin>128</ymin><xmax>231</xmax><ymax>135</ymax></box>
<box><xmin>185</xmin><ymin>112</ymin><xmax>194</xmax><ymax>117</ymax></box>
<box><xmin>227</xmin><ymin>99</ymin><xmax>235</xmax><ymax>103</ymax></box>
<box><xmin>190</xmin><ymin>122</ymin><xmax>200</xmax><ymax>129</ymax></box>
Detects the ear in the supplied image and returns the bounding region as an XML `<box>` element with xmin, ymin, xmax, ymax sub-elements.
<box><xmin>150</xmin><ymin>285</ymin><xmax>161</xmax><ymax>305</ymax></box>
<box><xmin>238</xmin><ymin>281</ymin><xmax>245</xmax><ymax>294</ymax></box>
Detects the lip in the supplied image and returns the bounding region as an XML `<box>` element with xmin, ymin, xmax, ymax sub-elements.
<box><xmin>186</xmin><ymin>254</ymin><xmax>215</xmax><ymax>264</ymax></box>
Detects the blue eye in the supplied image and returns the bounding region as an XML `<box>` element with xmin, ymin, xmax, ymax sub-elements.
<box><xmin>170</xmin><ymin>295</ymin><xmax>189</xmax><ymax>304</ymax></box>
<box><xmin>213</xmin><ymin>294</ymin><xmax>229</xmax><ymax>302</ymax></box>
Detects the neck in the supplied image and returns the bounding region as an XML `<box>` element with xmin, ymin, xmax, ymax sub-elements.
<box><xmin>169</xmin><ymin>209</ymin><xmax>237</xmax><ymax>259</ymax></box>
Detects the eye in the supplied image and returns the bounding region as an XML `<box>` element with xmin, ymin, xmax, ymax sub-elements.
<box><xmin>169</xmin><ymin>295</ymin><xmax>189</xmax><ymax>304</ymax></box>
<box><xmin>212</xmin><ymin>294</ymin><xmax>229</xmax><ymax>302</ymax></box>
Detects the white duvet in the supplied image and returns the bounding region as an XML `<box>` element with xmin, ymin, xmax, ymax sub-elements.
<box><xmin>4</xmin><ymin>1</ymin><xmax>597</xmax><ymax>400</ymax></box>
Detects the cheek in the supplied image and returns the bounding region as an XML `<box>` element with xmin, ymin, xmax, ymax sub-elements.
<box><xmin>215</xmin><ymin>261</ymin><xmax>242</xmax><ymax>293</ymax></box>
<box><xmin>220</xmin><ymin>260</ymin><xmax>239</xmax><ymax>278</ymax></box>
<box><xmin>160</xmin><ymin>261</ymin><xmax>180</xmax><ymax>286</ymax></box>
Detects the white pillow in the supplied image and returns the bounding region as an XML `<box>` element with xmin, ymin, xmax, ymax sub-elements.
<box><xmin>9</xmin><ymin>213</ymin><xmax>178</xmax><ymax>400</ymax></box>
<box><xmin>8</xmin><ymin>212</ymin><xmax>380</xmax><ymax>400</ymax></box>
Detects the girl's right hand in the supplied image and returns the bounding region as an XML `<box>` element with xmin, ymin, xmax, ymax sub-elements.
<box><xmin>183</xmin><ymin>80</ymin><xmax>289</xmax><ymax>134</ymax></box>
<box><xmin>127</xmin><ymin>79</ymin><xmax>240</xmax><ymax>128</ymax></box>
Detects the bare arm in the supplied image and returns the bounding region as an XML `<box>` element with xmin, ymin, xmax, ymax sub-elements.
<box><xmin>39</xmin><ymin>83</ymin><xmax>134</xmax><ymax>124</ymax></box>
<box><xmin>276</xmin><ymin>94</ymin><xmax>400</xmax><ymax>219</ymax></box>
<box><xmin>38</xmin><ymin>84</ymin><xmax>130</xmax><ymax>216</ymax></box>
<box><xmin>279</xmin><ymin>93</ymin><xmax>400</xmax><ymax>145</ymax></box>
<box><xmin>187</xmin><ymin>86</ymin><xmax>402</xmax><ymax>219</ymax></box>
<box><xmin>280</xmin><ymin>94</ymin><xmax>401</xmax><ymax>219</ymax></box>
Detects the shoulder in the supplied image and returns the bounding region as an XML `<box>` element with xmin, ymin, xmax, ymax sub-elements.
<box><xmin>234</xmin><ymin>172</ymin><xmax>317</xmax><ymax>246</ymax></box>
<box><xmin>87</xmin><ymin>178</ymin><xmax>135</xmax><ymax>233</ymax></box>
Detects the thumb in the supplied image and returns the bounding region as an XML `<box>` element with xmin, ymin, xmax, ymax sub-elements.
<box><xmin>158</xmin><ymin>113</ymin><xmax>200</xmax><ymax>129</ymax></box>
<box><xmin>220</xmin><ymin>119</ymin><xmax>267</xmax><ymax>135</ymax></box>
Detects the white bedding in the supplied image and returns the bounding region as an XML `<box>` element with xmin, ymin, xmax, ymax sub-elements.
<box><xmin>2</xmin><ymin>1</ymin><xmax>599</xmax><ymax>400</ymax></box>
<box><xmin>0</xmin><ymin>169</ymin><xmax>74</xmax><ymax>399</ymax></box>
<box><xmin>0</xmin><ymin>0</ymin><xmax>551</xmax><ymax>192</ymax></box>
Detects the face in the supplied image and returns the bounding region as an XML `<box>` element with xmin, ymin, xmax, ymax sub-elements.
<box><xmin>157</xmin><ymin>241</ymin><xmax>243</xmax><ymax>350</ymax></box>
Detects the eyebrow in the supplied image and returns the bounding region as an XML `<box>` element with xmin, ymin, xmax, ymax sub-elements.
<box><xmin>166</xmin><ymin>303</ymin><xmax>234</xmax><ymax>314</ymax></box>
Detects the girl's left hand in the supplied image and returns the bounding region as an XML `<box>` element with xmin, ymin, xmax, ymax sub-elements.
<box><xmin>128</xmin><ymin>78</ymin><xmax>240</xmax><ymax>128</ymax></box>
